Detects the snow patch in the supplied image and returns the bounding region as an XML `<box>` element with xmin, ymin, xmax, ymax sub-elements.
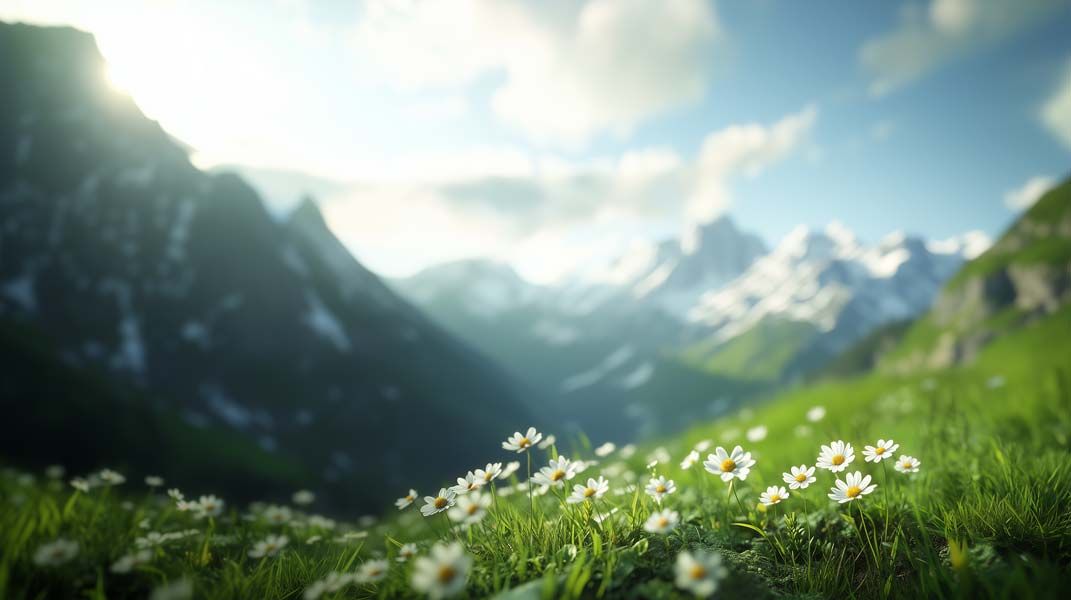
<box><xmin>561</xmin><ymin>346</ymin><xmax>636</xmax><ymax>392</ymax></box>
<box><xmin>303</xmin><ymin>290</ymin><xmax>351</xmax><ymax>352</ymax></box>
<box><xmin>201</xmin><ymin>384</ymin><xmax>251</xmax><ymax>429</ymax></box>
<box><xmin>619</xmin><ymin>361</ymin><xmax>654</xmax><ymax>389</ymax></box>
<box><xmin>2</xmin><ymin>274</ymin><xmax>36</xmax><ymax>311</ymax></box>
<box><xmin>180</xmin><ymin>321</ymin><xmax>210</xmax><ymax>347</ymax></box>
<box><xmin>530</xmin><ymin>319</ymin><xmax>580</xmax><ymax>346</ymax></box>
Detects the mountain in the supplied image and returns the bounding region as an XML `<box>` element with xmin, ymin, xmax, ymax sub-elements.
<box><xmin>582</xmin><ymin>216</ymin><xmax>767</xmax><ymax>315</ymax></box>
<box><xmin>395</xmin><ymin>215</ymin><xmax>982</xmax><ymax>439</ymax></box>
<box><xmin>0</xmin><ymin>21</ymin><xmax>535</xmax><ymax>510</ymax></box>
<box><xmin>681</xmin><ymin>223</ymin><xmax>984</xmax><ymax>382</ymax></box>
<box><xmin>881</xmin><ymin>175</ymin><xmax>1071</xmax><ymax>372</ymax></box>
<box><xmin>392</xmin><ymin>259</ymin><xmax>763</xmax><ymax>442</ymax></box>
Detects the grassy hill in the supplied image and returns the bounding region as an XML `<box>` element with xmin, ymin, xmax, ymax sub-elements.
<box><xmin>882</xmin><ymin>175</ymin><xmax>1071</xmax><ymax>373</ymax></box>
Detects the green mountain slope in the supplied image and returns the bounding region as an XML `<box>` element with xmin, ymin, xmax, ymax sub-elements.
<box><xmin>881</xmin><ymin>176</ymin><xmax>1071</xmax><ymax>372</ymax></box>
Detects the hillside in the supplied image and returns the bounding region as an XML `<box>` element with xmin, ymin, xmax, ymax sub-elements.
<box><xmin>0</xmin><ymin>21</ymin><xmax>536</xmax><ymax>511</ymax></box>
<box><xmin>2</xmin><ymin>237</ymin><xmax>1068</xmax><ymax>600</ymax></box>
<box><xmin>881</xmin><ymin>175</ymin><xmax>1071</xmax><ymax>372</ymax></box>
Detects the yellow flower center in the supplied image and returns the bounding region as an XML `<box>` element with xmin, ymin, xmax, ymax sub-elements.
<box><xmin>434</xmin><ymin>497</ymin><xmax>447</xmax><ymax>509</ymax></box>
<box><xmin>875</xmin><ymin>447</ymin><xmax>886</xmax><ymax>455</ymax></box>
<box><xmin>437</xmin><ymin>566</ymin><xmax>457</xmax><ymax>583</ymax></box>
<box><xmin>769</xmin><ymin>494</ymin><xmax>781</xmax><ymax>503</ymax></box>
<box><xmin>832</xmin><ymin>454</ymin><xmax>845</xmax><ymax>466</ymax></box>
<box><xmin>657</xmin><ymin>517</ymin><xmax>669</xmax><ymax>528</ymax></box>
<box><xmin>519</xmin><ymin>438</ymin><xmax>530</xmax><ymax>448</ymax></box>
<box><xmin>550</xmin><ymin>469</ymin><xmax>565</xmax><ymax>481</ymax></box>
<box><xmin>467</xmin><ymin>483</ymin><xmax>477</xmax><ymax>490</ymax></box>
<box><xmin>846</xmin><ymin>485</ymin><xmax>862</xmax><ymax>498</ymax></box>
<box><xmin>795</xmin><ymin>473</ymin><xmax>807</xmax><ymax>482</ymax></box>
<box><xmin>584</xmin><ymin>487</ymin><xmax>596</xmax><ymax>497</ymax></box>
<box><xmin>466</xmin><ymin>504</ymin><xmax>478</xmax><ymax>515</ymax></box>
<box><xmin>406</xmin><ymin>495</ymin><xmax>414</xmax><ymax>501</ymax></box>
<box><xmin>902</xmin><ymin>461</ymin><xmax>912</xmax><ymax>469</ymax></box>
<box><xmin>720</xmin><ymin>459</ymin><xmax>736</xmax><ymax>472</ymax></box>
<box><xmin>689</xmin><ymin>565</ymin><xmax>707</xmax><ymax>580</ymax></box>
<box><xmin>655</xmin><ymin>484</ymin><xmax>666</xmax><ymax>493</ymax></box>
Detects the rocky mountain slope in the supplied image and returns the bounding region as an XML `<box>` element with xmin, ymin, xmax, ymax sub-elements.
<box><xmin>0</xmin><ymin>21</ymin><xmax>535</xmax><ymax>510</ymax></box>
<box><xmin>881</xmin><ymin>175</ymin><xmax>1071</xmax><ymax>372</ymax></box>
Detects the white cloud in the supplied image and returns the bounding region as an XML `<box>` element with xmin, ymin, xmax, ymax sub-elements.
<box><xmin>1004</xmin><ymin>175</ymin><xmax>1055</xmax><ymax>211</ymax></box>
<box><xmin>1042</xmin><ymin>59</ymin><xmax>1071</xmax><ymax>149</ymax></box>
<box><xmin>860</xmin><ymin>0</ymin><xmax>1062</xmax><ymax>96</ymax></box>
<box><xmin>687</xmin><ymin>105</ymin><xmax>818</xmax><ymax>223</ymax></box>
<box><xmin>353</xmin><ymin>0</ymin><xmax>718</xmax><ymax>145</ymax></box>
<box><xmin>317</xmin><ymin>106</ymin><xmax>817</xmax><ymax>280</ymax></box>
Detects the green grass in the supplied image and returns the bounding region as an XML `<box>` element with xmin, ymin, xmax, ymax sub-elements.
<box><xmin>681</xmin><ymin>317</ymin><xmax>819</xmax><ymax>382</ymax></box>
<box><xmin>3</xmin><ymin>296</ymin><xmax>1070</xmax><ymax>599</ymax></box>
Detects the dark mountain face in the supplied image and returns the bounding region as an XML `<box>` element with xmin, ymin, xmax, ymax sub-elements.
<box><xmin>0</xmin><ymin>22</ymin><xmax>534</xmax><ymax>511</ymax></box>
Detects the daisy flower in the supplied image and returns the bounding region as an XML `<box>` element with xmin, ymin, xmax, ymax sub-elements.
<box><xmin>782</xmin><ymin>465</ymin><xmax>817</xmax><ymax>490</ymax></box>
<box><xmin>893</xmin><ymin>455</ymin><xmax>921</xmax><ymax>473</ymax></box>
<box><xmin>816</xmin><ymin>441</ymin><xmax>855</xmax><ymax>473</ymax></box>
<box><xmin>703</xmin><ymin>446</ymin><xmax>756</xmax><ymax>482</ymax></box>
<box><xmin>45</xmin><ymin>465</ymin><xmax>65</xmax><ymax>479</ymax></box>
<box><xmin>537</xmin><ymin>434</ymin><xmax>557</xmax><ymax>449</ymax></box>
<box><xmin>500</xmin><ymin>461</ymin><xmax>521</xmax><ymax>479</ymax></box>
<box><xmin>746</xmin><ymin>425</ymin><xmax>768</xmax><ymax>442</ymax></box>
<box><xmin>759</xmin><ymin>485</ymin><xmax>789</xmax><ymax>506</ymax></box>
<box><xmin>33</xmin><ymin>538</ymin><xmax>79</xmax><ymax>566</ymax></box>
<box><xmin>475</xmin><ymin>463</ymin><xmax>502</xmax><ymax>484</ymax></box>
<box><xmin>420</xmin><ymin>488</ymin><xmax>456</xmax><ymax>517</ymax></box>
<box><xmin>594</xmin><ymin>442</ymin><xmax>616</xmax><ymax>457</ymax></box>
<box><xmin>292</xmin><ymin>490</ymin><xmax>316</xmax><ymax>505</ymax></box>
<box><xmin>411</xmin><ymin>542</ymin><xmax>471</xmax><ymax>599</ymax></box>
<box><xmin>694</xmin><ymin>440</ymin><xmax>712</xmax><ymax>452</ymax></box>
<box><xmin>145</xmin><ymin>476</ymin><xmax>164</xmax><ymax>488</ymax></box>
<box><xmin>828</xmin><ymin>471</ymin><xmax>877</xmax><ymax>504</ymax></box>
<box><xmin>193</xmin><ymin>495</ymin><xmax>224</xmax><ymax>519</ymax></box>
<box><xmin>532</xmin><ymin>456</ymin><xmax>578</xmax><ymax>488</ymax></box>
<box><xmin>674</xmin><ymin>549</ymin><xmax>727</xmax><ymax>598</ymax></box>
<box><xmin>397</xmin><ymin>543</ymin><xmax>418</xmax><ymax>562</ymax></box>
<box><xmin>396</xmin><ymin>489</ymin><xmax>418</xmax><ymax>510</ymax></box>
<box><xmin>863</xmin><ymin>439</ymin><xmax>900</xmax><ymax>463</ymax></box>
<box><xmin>357</xmin><ymin>559</ymin><xmax>390</xmax><ymax>583</ymax></box>
<box><xmin>450</xmin><ymin>471</ymin><xmax>484</xmax><ymax>495</ymax></box>
<box><xmin>644</xmin><ymin>476</ymin><xmax>677</xmax><ymax>504</ymax></box>
<box><xmin>567</xmin><ymin>477</ymin><xmax>610</xmax><ymax>504</ymax></box>
<box><xmin>680</xmin><ymin>450</ymin><xmax>700</xmax><ymax>469</ymax></box>
<box><xmin>262</xmin><ymin>505</ymin><xmax>292</xmax><ymax>525</ymax></box>
<box><xmin>70</xmin><ymin>478</ymin><xmax>91</xmax><ymax>493</ymax></box>
<box><xmin>807</xmin><ymin>406</ymin><xmax>826</xmax><ymax>422</ymax></box>
<box><xmin>447</xmin><ymin>493</ymin><xmax>491</xmax><ymax>526</ymax></box>
<box><xmin>619</xmin><ymin>444</ymin><xmax>637</xmax><ymax>458</ymax></box>
<box><xmin>248</xmin><ymin>535</ymin><xmax>288</xmax><ymax>558</ymax></box>
<box><xmin>99</xmin><ymin>469</ymin><xmax>125</xmax><ymax>486</ymax></box>
<box><xmin>502</xmin><ymin>427</ymin><xmax>543</xmax><ymax>452</ymax></box>
<box><xmin>149</xmin><ymin>578</ymin><xmax>193</xmax><ymax>600</ymax></box>
<box><xmin>110</xmin><ymin>549</ymin><xmax>152</xmax><ymax>574</ymax></box>
<box><xmin>644</xmin><ymin>509</ymin><xmax>680</xmax><ymax>535</ymax></box>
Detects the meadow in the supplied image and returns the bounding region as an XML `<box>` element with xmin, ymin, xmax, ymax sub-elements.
<box><xmin>3</xmin><ymin>306</ymin><xmax>1069</xmax><ymax>599</ymax></box>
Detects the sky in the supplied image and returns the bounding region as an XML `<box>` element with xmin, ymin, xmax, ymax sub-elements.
<box><xmin>3</xmin><ymin>0</ymin><xmax>1071</xmax><ymax>282</ymax></box>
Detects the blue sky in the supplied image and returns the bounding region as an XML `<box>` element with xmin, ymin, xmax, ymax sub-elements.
<box><xmin>3</xmin><ymin>0</ymin><xmax>1071</xmax><ymax>281</ymax></box>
